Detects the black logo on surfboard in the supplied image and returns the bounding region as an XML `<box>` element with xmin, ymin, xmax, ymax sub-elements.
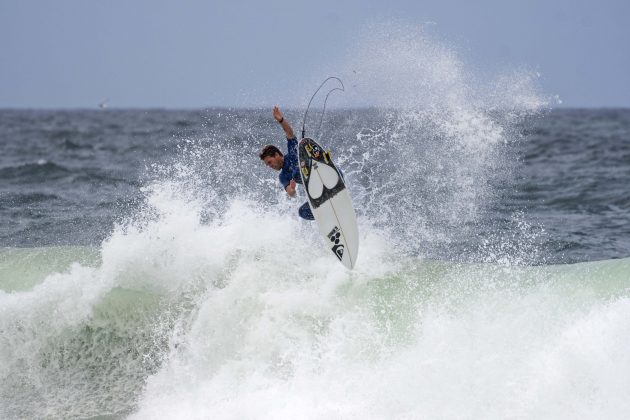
<box><xmin>327</xmin><ymin>226</ymin><xmax>344</xmax><ymax>261</ymax></box>
<box><xmin>299</xmin><ymin>138</ymin><xmax>345</xmax><ymax>210</ymax></box>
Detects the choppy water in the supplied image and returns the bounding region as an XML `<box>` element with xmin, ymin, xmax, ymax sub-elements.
<box><xmin>1</xmin><ymin>108</ymin><xmax>629</xmax><ymax>262</ymax></box>
<box><xmin>2</xmin><ymin>27</ymin><xmax>630</xmax><ymax>420</ymax></box>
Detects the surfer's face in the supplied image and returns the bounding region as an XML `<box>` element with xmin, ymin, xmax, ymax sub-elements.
<box><xmin>263</xmin><ymin>154</ymin><xmax>283</xmax><ymax>171</ymax></box>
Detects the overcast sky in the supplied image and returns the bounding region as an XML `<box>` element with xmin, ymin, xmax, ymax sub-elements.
<box><xmin>1</xmin><ymin>0</ymin><xmax>628</xmax><ymax>109</ymax></box>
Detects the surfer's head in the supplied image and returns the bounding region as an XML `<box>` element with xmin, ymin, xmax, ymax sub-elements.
<box><xmin>259</xmin><ymin>145</ymin><xmax>284</xmax><ymax>171</ymax></box>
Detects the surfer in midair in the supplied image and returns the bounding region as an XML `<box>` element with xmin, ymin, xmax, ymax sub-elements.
<box><xmin>259</xmin><ymin>106</ymin><xmax>314</xmax><ymax>220</ymax></box>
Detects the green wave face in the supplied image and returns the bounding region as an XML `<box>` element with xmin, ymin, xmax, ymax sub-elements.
<box><xmin>0</xmin><ymin>246</ymin><xmax>101</xmax><ymax>292</ymax></box>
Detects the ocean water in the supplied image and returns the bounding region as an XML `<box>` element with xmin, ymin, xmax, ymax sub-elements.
<box><xmin>2</xmin><ymin>31</ymin><xmax>630</xmax><ymax>420</ymax></box>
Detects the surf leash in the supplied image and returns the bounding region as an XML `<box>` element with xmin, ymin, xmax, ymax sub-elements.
<box><xmin>301</xmin><ymin>76</ymin><xmax>345</xmax><ymax>139</ymax></box>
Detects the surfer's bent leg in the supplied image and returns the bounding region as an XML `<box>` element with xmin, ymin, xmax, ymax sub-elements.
<box><xmin>298</xmin><ymin>202</ymin><xmax>315</xmax><ymax>221</ymax></box>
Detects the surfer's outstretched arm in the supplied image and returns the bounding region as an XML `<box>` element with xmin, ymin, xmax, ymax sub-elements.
<box><xmin>273</xmin><ymin>106</ymin><xmax>295</xmax><ymax>139</ymax></box>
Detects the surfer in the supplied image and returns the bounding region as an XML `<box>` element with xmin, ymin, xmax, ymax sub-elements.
<box><xmin>259</xmin><ymin>106</ymin><xmax>314</xmax><ymax>220</ymax></box>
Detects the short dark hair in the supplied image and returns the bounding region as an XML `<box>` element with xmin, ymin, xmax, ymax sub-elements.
<box><xmin>259</xmin><ymin>144</ymin><xmax>283</xmax><ymax>160</ymax></box>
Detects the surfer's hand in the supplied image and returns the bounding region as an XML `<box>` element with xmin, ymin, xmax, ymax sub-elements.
<box><xmin>273</xmin><ymin>106</ymin><xmax>283</xmax><ymax>123</ymax></box>
<box><xmin>274</xmin><ymin>106</ymin><xmax>295</xmax><ymax>138</ymax></box>
<box><xmin>286</xmin><ymin>179</ymin><xmax>297</xmax><ymax>197</ymax></box>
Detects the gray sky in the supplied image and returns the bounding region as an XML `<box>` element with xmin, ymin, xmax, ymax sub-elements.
<box><xmin>1</xmin><ymin>0</ymin><xmax>628</xmax><ymax>108</ymax></box>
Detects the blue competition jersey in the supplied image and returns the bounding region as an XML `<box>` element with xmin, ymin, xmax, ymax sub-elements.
<box><xmin>279</xmin><ymin>137</ymin><xmax>302</xmax><ymax>189</ymax></box>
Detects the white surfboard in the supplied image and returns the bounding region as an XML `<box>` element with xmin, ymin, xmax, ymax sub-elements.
<box><xmin>298</xmin><ymin>138</ymin><xmax>359</xmax><ymax>269</ymax></box>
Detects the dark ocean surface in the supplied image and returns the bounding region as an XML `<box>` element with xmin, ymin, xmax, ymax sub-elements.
<box><xmin>1</xmin><ymin>108</ymin><xmax>628</xmax><ymax>263</ymax></box>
